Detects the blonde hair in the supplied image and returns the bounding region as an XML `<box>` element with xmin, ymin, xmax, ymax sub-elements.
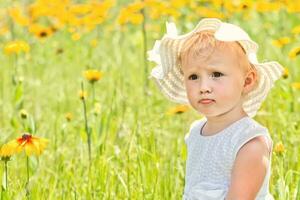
<box><xmin>178</xmin><ymin>30</ymin><xmax>259</xmax><ymax>92</ymax></box>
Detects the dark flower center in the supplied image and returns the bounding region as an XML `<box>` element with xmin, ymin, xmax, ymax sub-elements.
<box><xmin>22</xmin><ymin>134</ymin><xmax>32</xmax><ymax>141</ymax></box>
<box><xmin>39</xmin><ymin>31</ymin><xmax>48</xmax><ymax>37</ymax></box>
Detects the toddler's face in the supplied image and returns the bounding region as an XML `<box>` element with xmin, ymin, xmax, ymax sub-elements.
<box><xmin>181</xmin><ymin>47</ymin><xmax>247</xmax><ymax>117</ymax></box>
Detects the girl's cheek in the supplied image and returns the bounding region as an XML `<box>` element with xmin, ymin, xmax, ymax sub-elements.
<box><xmin>189</xmin><ymin>82</ymin><xmax>199</xmax><ymax>93</ymax></box>
<box><xmin>210</xmin><ymin>81</ymin><xmax>224</xmax><ymax>95</ymax></box>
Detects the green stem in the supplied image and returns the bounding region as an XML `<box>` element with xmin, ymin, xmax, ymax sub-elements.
<box><xmin>26</xmin><ymin>156</ymin><xmax>30</xmax><ymax>197</ymax></box>
<box><xmin>0</xmin><ymin>158</ymin><xmax>9</xmax><ymax>198</ymax></box>
<box><xmin>141</xmin><ymin>5</ymin><xmax>149</xmax><ymax>95</ymax></box>
<box><xmin>27</xmin><ymin>156</ymin><xmax>29</xmax><ymax>183</ymax></box>
<box><xmin>289</xmin><ymin>86</ymin><xmax>294</xmax><ymax>112</ymax></box>
<box><xmin>81</xmin><ymin>82</ymin><xmax>91</xmax><ymax>165</ymax></box>
<box><xmin>12</xmin><ymin>54</ymin><xmax>18</xmax><ymax>85</ymax></box>
<box><xmin>92</xmin><ymin>83</ymin><xmax>95</xmax><ymax>105</ymax></box>
<box><xmin>8</xmin><ymin>8</ymin><xmax>15</xmax><ymax>40</ymax></box>
<box><xmin>5</xmin><ymin>161</ymin><xmax>8</xmax><ymax>191</ymax></box>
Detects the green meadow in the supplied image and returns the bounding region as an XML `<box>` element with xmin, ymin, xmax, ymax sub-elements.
<box><xmin>0</xmin><ymin>1</ymin><xmax>300</xmax><ymax>199</ymax></box>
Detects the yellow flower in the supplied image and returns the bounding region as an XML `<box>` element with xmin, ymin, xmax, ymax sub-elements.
<box><xmin>196</xmin><ymin>7</ymin><xmax>225</xmax><ymax>19</ymax></box>
<box><xmin>166</xmin><ymin>105</ymin><xmax>190</xmax><ymax>115</ymax></box>
<box><xmin>83</xmin><ymin>69</ymin><xmax>103</xmax><ymax>83</ymax></box>
<box><xmin>170</xmin><ymin>0</ymin><xmax>189</xmax><ymax>8</ymax></box>
<box><xmin>272</xmin><ymin>37</ymin><xmax>291</xmax><ymax>48</ymax></box>
<box><xmin>90</xmin><ymin>39</ymin><xmax>98</xmax><ymax>47</ymax></box>
<box><xmin>0</xmin><ymin>144</ymin><xmax>13</xmax><ymax>158</ymax></box>
<box><xmin>255</xmin><ymin>2</ymin><xmax>281</xmax><ymax>12</ymax></box>
<box><xmin>69</xmin><ymin>4</ymin><xmax>92</xmax><ymax>15</ymax></box>
<box><xmin>127</xmin><ymin>2</ymin><xmax>145</xmax><ymax>12</ymax></box>
<box><xmin>117</xmin><ymin>2</ymin><xmax>145</xmax><ymax>25</ymax></box>
<box><xmin>274</xmin><ymin>142</ymin><xmax>285</xmax><ymax>154</ymax></box>
<box><xmin>282</xmin><ymin>67</ymin><xmax>289</xmax><ymax>79</ymax></box>
<box><xmin>287</xmin><ymin>2</ymin><xmax>300</xmax><ymax>13</ymax></box>
<box><xmin>288</xmin><ymin>47</ymin><xmax>300</xmax><ymax>59</ymax></box>
<box><xmin>19</xmin><ymin>109</ymin><xmax>28</xmax><ymax>119</ymax></box>
<box><xmin>9</xmin><ymin>7</ymin><xmax>30</xmax><ymax>26</ymax></box>
<box><xmin>28</xmin><ymin>24</ymin><xmax>53</xmax><ymax>39</ymax></box>
<box><xmin>0</xmin><ymin>25</ymin><xmax>9</xmax><ymax>36</ymax></box>
<box><xmin>79</xmin><ymin>90</ymin><xmax>87</xmax><ymax>100</ymax></box>
<box><xmin>3</xmin><ymin>40</ymin><xmax>30</xmax><ymax>55</ymax></box>
<box><xmin>292</xmin><ymin>25</ymin><xmax>300</xmax><ymax>35</ymax></box>
<box><xmin>291</xmin><ymin>82</ymin><xmax>300</xmax><ymax>89</ymax></box>
<box><xmin>68</xmin><ymin>27</ymin><xmax>76</xmax><ymax>33</ymax></box>
<box><xmin>0</xmin><ymin>134</ymin><xmax>48</xmax><ymax>157</ymax></box>
<box><xmin>130</xmin><ymin>13</ymin><xmax>144</xmax><ymax>25</ymax></box>
<box><xmin>65</xmin><ymin>112</ymin><xmax>73</xmax><ymax>122</ymax></box>
<box><xmin>71</xmin><ymin>33</ymin><xmax>81</xmax><ymax>41</ymax></box>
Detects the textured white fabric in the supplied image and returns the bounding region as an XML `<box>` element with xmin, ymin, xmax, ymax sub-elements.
<box><xmin>183</xmin><ymin>116</ymin><xmax>274</xmax><ymax>200</ymax></box>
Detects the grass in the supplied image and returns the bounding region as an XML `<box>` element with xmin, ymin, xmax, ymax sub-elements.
<box><xmin>0</xmin><ymin>2</ymin><xmax>300</xmax><ymax>199</ymax></box>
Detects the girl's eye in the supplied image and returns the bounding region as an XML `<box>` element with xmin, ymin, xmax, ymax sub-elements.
<box><xmin>188</xmin><ymin>74</ymin><xmax>198</xmax><ymax>80</ymax></box>
<box><xmin>212</xmin><ymin>72</ymin><xmax>223</xmax><ymax>78</ymax></box>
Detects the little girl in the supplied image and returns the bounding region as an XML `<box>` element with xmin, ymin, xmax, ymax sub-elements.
<box><xmin>147</xmin><ymin>18</ymin><xmax>284</xmax><ymax>200</ymax></box>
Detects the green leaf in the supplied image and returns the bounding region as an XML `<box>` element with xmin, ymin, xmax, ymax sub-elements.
<box><xmin>2</xmin><ymin>169</ymin><xmax>6</xmax><ymax>191</ymax></box>
<box><xmin>296</xmin><ymin>179</ymin><xmax>300</xmax><ymax>200</ymax></box>
<box><xmin>14</xmin><ymin>82</ymin><xmax>23</xmax><ymax>104</ymax></box>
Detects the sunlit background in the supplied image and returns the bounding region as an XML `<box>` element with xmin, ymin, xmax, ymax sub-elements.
<box><xmin>0</xmin><ymin>0</ymin><xmax>299</xmax><ymax>199</ymax></box>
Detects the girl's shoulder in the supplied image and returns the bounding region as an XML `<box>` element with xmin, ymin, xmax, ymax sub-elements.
<box><xmin>231</xmin><ymin>117</ymin><xmax>271</xmax><ymax>142</ymax></box>
<box><xmin>184</xmin><ymin>117</ymin><xmax>206</xmax><ymax>144</ymax></box>
<box><xmin>232</xmin><ymin>118</ymin><xmax>273</xmax><ymax>159</ymax></box>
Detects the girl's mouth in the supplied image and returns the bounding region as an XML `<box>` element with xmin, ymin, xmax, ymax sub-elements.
<box><xmin>199</xmin><ymin>99</ymin><xmax>215</xmax><ymax>104</ymax></box>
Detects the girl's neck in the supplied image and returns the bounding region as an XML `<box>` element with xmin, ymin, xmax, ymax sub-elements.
<box><xmin>202</xmin><ymin>110</ymin><xmax>248</xmax><ymax>136</ymax></box>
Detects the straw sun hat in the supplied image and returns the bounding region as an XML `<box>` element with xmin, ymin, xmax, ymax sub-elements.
<box><xmin>147</xmin><ymin>18</ymin><xmax>284</xmax><ymax>118</ymax></box>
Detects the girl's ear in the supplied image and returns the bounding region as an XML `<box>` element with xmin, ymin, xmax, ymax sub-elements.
<box><xmin>242</xmin><ymin>70</ymin><xmax>256</xmax><ymax>95</ymax></box>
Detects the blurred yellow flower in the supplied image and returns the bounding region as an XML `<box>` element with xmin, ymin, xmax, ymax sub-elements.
<box><xmin>0</xmin><ymin>144</ymin><xmax>15</xmax><ymax>160</ymax></box>
<box><xmin>170</xmin><ymin>0</ymin><xmax>189</xmax><ymax>8</ymax></box>
<box><xmin>196</xmin><ymin>7</ymin><xmax>225</xmax><ymax>19</ymax></box>
<box><xmin>288</xmin><ymin>47</ymin><xmax>300</xmax><ymax>59</ymax></box>
<box><xmin>166</xmin><ymin>105</ymin><xmax>190</xmax><ymax>115</ymax></box>
<box><xmin>0</xmin><ymin>134</ymin><xmax>48</xmax><ymax>157</ymax></box>
<box><xmin>0</xmin><ymin>25</ymin><xmax>9</xmax><ymax>36</ymax></box>
<box><xmin>130</xmin><ymin>13</ymin><xmax>144</xmax><ymax>25</ymax></box>
<box><xmin>291</xmin><ymin>82</ymin><xmax>300</xmax><ymax>89</ymax></box>
<box><xmin>83</xmin><ymin>69</ymin><xmax>103</xmax><ymax>83</ymax></box>
<box><xmin>117</xmin><ymin>2</ymin><xmax>145</xmax><ymax>25</ymax></box>
<box><xmin>274</xmin><ymin>142</ymin><xmax>285</xmax><ymax>154</ymax></box>
<box><xmin>9</xmin><ymin>7</ymin><xmax>30</xmax><ymax>26</ymax></box>
<box><xmin>255</xmin><ymin>2</ymin><xmax>281</xmax><ymax>12</ymax></box>
<box><xmin>272</xmin><ymin>37</ymin><xmax>291</xmax><ymax>48</ymax></box>
<box><xmin>3</xmin><ymin>40</ymin><xmax>30</xmax><ymax>55</ymax></box>
<box><xmin>28</xmin><ymin>24</ymin><xmax>53</xmax><ymax>39</ymax></box>
<box><xmin>71</xmin><ymin>33</ymin><xmax>81</xmax><ymax>41</ymax></box>
<box><xmin>65</xmin><ymin>112</ymin><xmax>73</xmax><ymax>122</ymax></box>
<box><xmin>282</xmin><ymin>67</ymin><xmax>289</xmax><ymax>79</ymax></box>
<box><xmin>89</xmin><ymin>39</ymin><xmax>98</xmax><ymax>47</ymax></box>
<box><xmin>127</xmin><ymin>2</ymin><xmax>145</xmax><ymax>12</ymax></box>
<box><xmin>79</xmin><ymin>90</ymin><xmax>87</xmax><ymax>100</ymax></box>
<box><xmin>19</xmin><ymin>109</ymin><xmax>28</xmax><ymax>119</ymax></box>
<box><xmin>292</xmin><ymin>25</ymin><xmax>300</xmax><ymax>35</ymax></box>
<box><xmin>287</xmin><ymin>2</ymin><xmax>300</xmax><ymax>13</ymax></box>
<box><xmin>69</xmin><ymin>4</ymin><xmax>92</xmax><ymax>15</ymax></box>
<box><xmin>68</xmin><ymin>27</ymin><xmax>76</xmax><ymax>33</ymax></box>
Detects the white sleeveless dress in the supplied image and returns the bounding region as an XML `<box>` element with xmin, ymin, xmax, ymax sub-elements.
<box><xmin>182</xmin><ymin>116</ymin><xmax>274</xmax><ymax>200</ymax></box>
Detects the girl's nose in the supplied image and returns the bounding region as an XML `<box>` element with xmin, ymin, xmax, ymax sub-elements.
<box><xmin>199</xmin><ymin>79</ymin><xmax>212</xmax><ymax>94</ymax></box>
